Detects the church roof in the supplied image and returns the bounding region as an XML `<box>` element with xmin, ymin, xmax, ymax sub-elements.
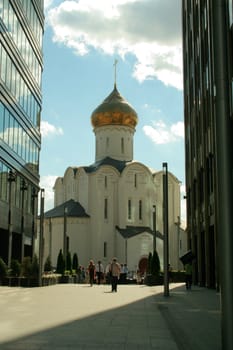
<box><xmin>44</xmin><ymin>199</ymin><xmax>90</xmax><ymax>218</ymax></box>
<box><xmin>84</xmin><ymin>156</ymin><xmax>128</xmax><ymax>173</ymax></box>
<box><xmin>115</xmin><ymin>225</ymin><xmax>164</xmax><ymax>240</ymax></box>
<box><xmin>91</xmin><ymin>85</ymin><xmax>138</xmax><ymax>129</ymax></box>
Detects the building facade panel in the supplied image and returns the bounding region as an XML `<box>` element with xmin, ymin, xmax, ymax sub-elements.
<box><xmin>182</xmin><ymin>0</ymin><xmax>233</xmax><ymax>288</ymax></box>
<box><xmin>0</xmin><ymin>0</ymin><xmax>44</xmax><ymax>264</ymax></box>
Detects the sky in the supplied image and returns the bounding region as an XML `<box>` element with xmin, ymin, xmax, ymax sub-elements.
<box><xmin>40</xmin><ymin>0</ymin><xmax>186</xmax><ymax>222</ymax></box>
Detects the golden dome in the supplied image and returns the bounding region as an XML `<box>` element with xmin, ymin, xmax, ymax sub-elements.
<box><xmin>91</xmin><ymin>85</ymin><xmax>138</xmax><ymax>129</ymax></box>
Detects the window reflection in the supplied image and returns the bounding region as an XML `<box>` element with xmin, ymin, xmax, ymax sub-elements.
<box><xmin>0</xmin><ymin>102</ymin><xmax>39</xmax><ymax>173</ymax></box>
<box><xmin>0</xmin><ymin>44</ymin><xmax>41</xmax><ymax>128</ymax></box>
<box><xmin>0</xmin><ymin>161</ymin><xmax>35</xmax><ymax>214</ymax></box>
<box><xmin>0</xmin><ymin>0</ymin><xmax>43</xmax><ymax>86</ymax></box>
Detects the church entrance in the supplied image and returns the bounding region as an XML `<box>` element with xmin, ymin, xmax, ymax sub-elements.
<box><xmin>138</xmin><ymin>257</ymin><xmax>148</xmax><ymax>275</ymax></box>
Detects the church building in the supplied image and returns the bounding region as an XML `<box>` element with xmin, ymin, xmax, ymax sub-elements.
<box><xmin>41</xmin><ymin>82</ymin><xmax>183</xmax><ymax>274</ymax></box>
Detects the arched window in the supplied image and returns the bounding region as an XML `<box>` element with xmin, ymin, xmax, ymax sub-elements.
<box><xmin>128</xmin><ymin>199</ymin><xmax>132</xmax><ymax>220</ymax></box>
<box><xmin>104</xmin><ymin>198</ymin><xmax>108</xmax><ymax>219</ymax></box>
<box><xmin>121</xmin><ymin>137</ymin><xmax>124</xmax><ymax>154</ymax></box>
<box><xmin>139</xmin><ymin>200</ymin><xmax>142</xmax><ymax>220</ymax></box>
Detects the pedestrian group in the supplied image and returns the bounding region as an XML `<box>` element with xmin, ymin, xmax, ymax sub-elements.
<box><xmin>77</xmin><ymin>257</ymin><xmax>127</xmax><ymax>292</ymax></box>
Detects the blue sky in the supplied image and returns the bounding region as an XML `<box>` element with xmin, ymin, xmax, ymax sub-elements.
<box><xmin>40</xmin><ymin>0</ymin><xmax>186</xmax><ymax>222</ymax></box>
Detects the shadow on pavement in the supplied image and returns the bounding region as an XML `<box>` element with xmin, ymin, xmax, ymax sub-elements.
<box><xmin>0</xmin><ymin>284</ymin><xmax>221</xmax><ymax>350</ymax></box>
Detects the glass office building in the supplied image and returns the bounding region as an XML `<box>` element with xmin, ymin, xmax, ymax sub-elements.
<box><xmin>182</xmin><ymin>1</ymin><xmax>233</xmax><ymax>288</ymax></box>
<box><xmin>0</xmin><ymin>0</ymin><xmax>44</xmax><ymax>264</ymax></box>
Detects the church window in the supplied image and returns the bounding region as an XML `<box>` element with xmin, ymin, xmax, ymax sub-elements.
<box><xmin>106</xmin><ymin>137</ymin><xmax>109</xmax><ymax>149</ymax></box>
<box><xmin>104</xmin><ymin>242</ymin><xmax>107</xmax><ymax>257</ymax></box>
<box><xmin>104</xmin><ymin>198</ymin><xmax>108</xmax><ymax>219</ymax></box>
<box><xmin>134</xmin><ymin>174</ymin><xmax>137</xmax><ymax>187</ymax></box>
<box><xmin>139</xmin><ymin>200</ymin><xmax>142</xmax><ymax>220</ymax></box>
<box><xmin>105</xmin><ymin>176</ymin><xmax>107</xmax><ymax>188</ymax></box>
<box><xmin>121</xmin><ymin>137</ymin><xmax>124</xmax><ymax>154</ymax></box>
<box><xmin>128</xmin><ymin>199</ymin><xmax>132</xmax><ymax>220</ymax></box>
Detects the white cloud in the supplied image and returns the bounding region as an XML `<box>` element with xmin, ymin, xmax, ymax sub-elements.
<box><xmin>40</xmin><ymin>120</ymin><xmax>63</xmax><ymax>137</ymax></box>
<box><xmin>46</xmin><ymin>0</ymin><xmax>183</xmax><ymax>89</ymax></box>
<box><xmin>44</xmin><ymin>0</ymin><xmax>54</xmax><ymax>10</ymax></box>
<box><xmin>143</xmin><ymin>120</ymin><xmax>184</xmax><ymax>144</ymax></box>
<box><xmin>39</xmin><ymin>175</ymin><xmax>57</xmax><ymax>211</ymax></box>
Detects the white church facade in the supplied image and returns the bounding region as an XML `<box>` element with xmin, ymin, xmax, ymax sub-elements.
<box><xmin>41</xmin><ymin>84</ymin><xmax>186</xmax><ymax>274</ymax></box>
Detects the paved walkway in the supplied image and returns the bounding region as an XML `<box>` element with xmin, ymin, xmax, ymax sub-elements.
<box><xmin>0</xmin><ymin>283</ymin><xmax>221</xmax><ymax>349</ymax></box>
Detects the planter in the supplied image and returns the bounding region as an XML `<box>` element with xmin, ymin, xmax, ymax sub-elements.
<box><xmin>20</xmin><ymin>277</ymin><xmax>39</xmax><ymax>287</ymax></box>
<box><xmin>42</xmin><ymin>275</ymin><xmax>59</xmax><ymax>286</ymax></box>
<box><xmin>144</xmin><ymin>274</ymin><xmax>163</xmax><ymax>286</ymax></box>
<box><xmin>59</xmin><ymin>275</ymin><xmax>73</xmax><ymax>283</ymax></box>
<box><xmin>8</xmin><ymin>277</ymin><xmax>21</xmax><ymax>286</ymax></box>
<box><xmin>0</xmin><ymin>277</ymin><xmax>9</xmax><ymax>286</ymax></box>
<box><xmin>170</xmin><ymin>271</ymin><xmax>185</xmax><ymax>283</ymax></box>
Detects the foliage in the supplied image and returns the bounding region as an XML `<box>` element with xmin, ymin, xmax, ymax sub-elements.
<box><xmin>10</xmin><ymin>259</ymin><xmax>21</xmax><ymax>277</ymax></box>
<box><xmin>72</xmin><ymin>253</ymin><xmax>78</xmax><ymax>272</ymax></box>
<box><xmin>66</xmin><ymin>251</ymin><xmax>72</xmax><ymax>273</ymax></box>
<box><xmin>31</xmin><ymin>255</ymin><xmax>39</xmax><ymax>278</ymax></box>
<box><xmin>151</xmin><ymin>250</ymin><xmax>160</xmax><ymax>277</ymax></box>
<box><xmin>21</xmin><ymin>257</ymin><xmax>32</xmax><ymax>277</ymax></box>
<box><xmin>44</xmin><ymin>256</ymin><xmax>52</xmax><ymax>272</ymax></box>
<box><xmin>0</xmin><ymin>257</ymin><xmax>7</xmax><ymax>279</ymax></box>
<box><xmin>56</xmin><ymin>249</ymin><xmax>65</xmax><ymax>275</ymax></box>
<box><xmin>147</xmin><ymin>252</ymin><xmax>152</xmax><ymax>274</ymax></box>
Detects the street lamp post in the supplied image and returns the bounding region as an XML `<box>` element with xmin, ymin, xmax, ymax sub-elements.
<box><xmin>20</xmin><ymin>179</ymin><xmax>28</xmax><ymax>261</ymax></box>
<box><xmin>175</xmin><ymin>215</ymin><xmax>181</xmax><ymax>269</ymax></box>
<box><xmin>153</xmin><ymin>205</ymin><xmax>156</xmax><ymax>252</ymax></box>
<box><xmin>63</xmin><ymin>206</ymin><xmax>68</xmax><ymax>263</ymax></box>
<box><xmin>38</xmin><ymin>189</ymin><xmax>45</xmax><ymax>287</ymax></box>
<box><xmin>7</xmin><ymin>170</ymin><xmax>16</xmax><ymax>267</ymax></box>
<box><xmin>31</xmin><ymin>188</ymin><xmax>38</xmax><ymax>258</ymax></box>
<box><xmin>163</xmin><ymin>162</ymin><xmax>169</xmax><ymax>297</ymax></box>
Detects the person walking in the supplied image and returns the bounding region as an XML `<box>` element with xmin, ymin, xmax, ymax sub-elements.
<box><xmin>96</xmin><ymin>260</ymin><xmax>104</xmax><ymax>285</ymax></box>
<box><xmin>109</xmin><ymin>257</ymin><xmax>121</xmax><ymax>292</ymax></box>
<box><xmin>87</xmin><ymin>260</ymin><xmax>95</xmax><ymax>286</ymax></box>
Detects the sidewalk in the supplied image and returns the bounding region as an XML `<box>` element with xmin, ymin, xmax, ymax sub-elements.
<box><xmin>0</xmin><ymin>283</ymin><xmax>221</xmax><ymax>349</ymax></box>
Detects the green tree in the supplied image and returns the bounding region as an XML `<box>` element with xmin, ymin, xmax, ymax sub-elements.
<box><xmin>147</xmin><ymin>252</ymin><xmax>152</xmax><ymax>274</ymax></box>
<box><xmin>0</xmin><ymin>257</ymin><xmax>7</xmax><ymax>281</ymax></box>
<box><xmin>66</xmin><ymin>251</ymin><xmax>72</xmax><ymax>273</ymax></box>
<box><xmin>44</xmin><ymin>256</ymin><xmax>52</xmax><ymax>272</ymax></box>
<box><xmin>151</xmin><ymin>250</ymin><xmax>160</xmax><ymax>277</ymax></box>
<box><xmin>21</xmin><ymin>257</ymin><xmax>32</xmax><ymax>277</ymax></box>
<box><xmin>31</xmin><ymin>255</ymin><xmax>39</xmax><ymax>278</ymax></box>
<box><xmin>10</xmin><ymin>259</ymin><xmax>21</xmax><ymax>277</ymax></box>
<box><xmin>56</xmin><ymin>249</ymin><xmax>65</xmax><ymax>274</ymax></box>
<box><xmin>72</xmin><ymin>253</ymin><xmax>79</xmax><ymax>272</ymax></box>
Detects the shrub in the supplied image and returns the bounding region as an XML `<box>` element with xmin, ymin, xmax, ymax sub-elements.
<box><xmin>21</xmin><ymin>257</ymin><xmax>32</xmax><ymax>277</ymax></box>
<box><xmin>151</xmin><ymin>250</ymin><xmax>160</xmax><ymax>277</ymax></box>
<box><xmin>31</xmin><ymin>255</ymin><xmax>39</xmax><ymax>278</ymax></box>
<box><xmin>147</xmin><ymin>252</ymin><xmax>152</xmax><ymax>274</ymax></box>
<box><xmin>66</xmin><ymin>251</ymin><xmax>72</xmax><ymax>273</ymax></box>
<box><xmin>10</xmin><ymin>259</ymin><xmax>21</xmax><ymax>277</ymax></box>
<box><xmin>72</xmin><ymin>253</ymin><xmax>78</xmax><ymax>272</ymax></box>
<box><xmin>0</xmin><ymin>257</ymin><xmax>7</xmax><ymax>280</ymax></box>
<box><xmin>56</xmin><ymin>249</ymin><xmax>65</xmax><ymax>274</ymax></box>
<box><xmin>44</xmin><ymin>256</ymin><xmax>52</xmax><ymax>272</ymax></box>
